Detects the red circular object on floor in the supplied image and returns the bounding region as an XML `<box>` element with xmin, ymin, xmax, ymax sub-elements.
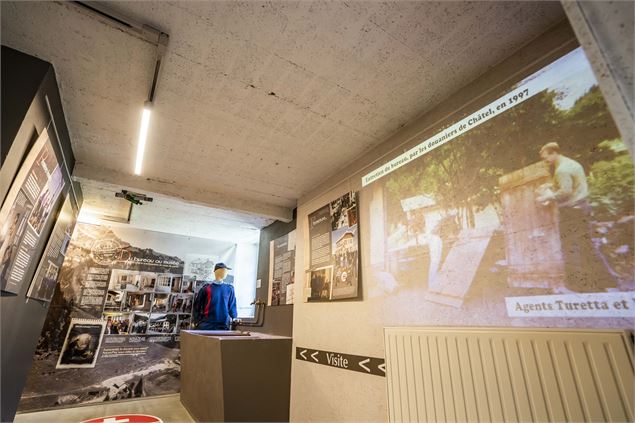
<box><xmin>80</xmin><ymin>414</ymin><xmax>163</xmax><ymax>423</ymax></box>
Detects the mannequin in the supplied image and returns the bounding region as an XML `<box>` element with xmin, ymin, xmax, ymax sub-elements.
<box><xmin>214</xmin><ymin>266</ymin><xmax>228</xmax><ymax>283</ymax></box>
<box><xmin>192</xmin><ymin>263</ymin><xmax>237</xmax><ymax>330</ymax></box>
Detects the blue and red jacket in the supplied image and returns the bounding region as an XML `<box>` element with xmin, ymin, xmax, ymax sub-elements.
<box><xmin>193</xmin><ymin>282</ymin><xmax>237</xmax><ymax>330</ymax></box>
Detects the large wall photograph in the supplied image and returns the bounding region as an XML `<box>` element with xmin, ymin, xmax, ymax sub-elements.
<box><xmin>362</xmin><ymin>47</ymin><xmax>634</xmax><ymax>328</ymax></box>
<box><xmin>19</xmin><ymin>223</ymin><xmax>237</xmax><ymax>412</ymax></box>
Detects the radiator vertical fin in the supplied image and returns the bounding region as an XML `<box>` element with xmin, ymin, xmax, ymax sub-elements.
<box><xmin>384</xmin><ymin>328</ymin><xmax>634</xmax><ymax>423</ymax></box>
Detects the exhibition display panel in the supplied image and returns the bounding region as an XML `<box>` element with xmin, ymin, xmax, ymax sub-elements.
<box><xmin>18</xmin><ymin>223</ymin><xmax>241</xmax><ymax>412</ymax></box>
<box><xmin>1</xmin><ymin>46</ymin><xmax>81</xmax><ymax>423</ymax></box>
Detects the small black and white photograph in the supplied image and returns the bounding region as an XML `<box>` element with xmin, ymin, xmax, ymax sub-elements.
<box><xmin>129</xmin><ymin>312</ymin><xmax>149</xmax><ymax>334</ymax></box>
<box><xmin>185</xmin><ymin>254</ymin><xmax>216</xmax><ymax>281</ymax></box>
<box><xmin>181</xmin><ymin>276</ymin><xmax>195</xmax><ymax>293</ymax></box>
<box><xmin>27</xmin><ymin>166</ymin><xmax>64</xmax><ymax>236</ymax></box>
<box><xmin>330</xmin><ymin>191</ymin><xmax>357</xmax><ymax>231</ymax></box>
<box><xmin>108</xmin><ymin>270</ymin><xmax>137</xmax><ymax>291</ymax></box>
<box><xmin>169</xmin><ymin>293</ymin><xmax>193</xmax><ymax>313</ymax></box>
<box><xmin>103</xmin><ymin>312</ymin><xmax>132</xmax><ymax>334</ymax></box>
<box><xmin>44</xmin><ymin>261</ymin><xmax>59</xmax><ymax>283</ymax></box>
<box><xmin>331</xmin><ymin>225</ymin><xmax>359</xmax><ymax>300</ymax></box>
<box><xmin>28</xmin><ymin>261</ymin><xmax>60</xmax><ymax>302</ymax></box>
<box><xmin>0</xmin><ymin>192</ymin><xmax>32</xmax><ymax>292</ymax></box>
<box><xmin>171</xmin><ymin>276</ymin><xmax>183</xmax><ymax>293</ymax></box>
<box><xmin>123</xmin><ymin>292</ymin><xmax>152</xmax><ymax>312</ymax></box>
<box><xmin>56</xmin><ymin>319</ymin><xmax>105</xmax><ymax>369</ymax></box>
<box><xmin>147</xmin><ymin>313</ymin><xmax>177</xmax><ymax>334</ymax></box>
<box><xmin>137</xmin><ymin>273</ymin><xmax>157</xmax><ymax>291</ymax></box>
<box><xmin>193</xmin><ymin>279</ymin><xmax>207</xmax><ymax>294</ymax></box>
<box><xmin>154</xmin><ymin>274</ymin><xmax>172</xmax><ymax>293</ymax></box>
<box><xmin>177</xmin><ymin>313</ymin><xmax>192</xmax><ymax>331</ymax></box>
<box><xmin>151</xmin><ymin>293</ymin><xmax>170</xmax><ymax>313</ymax></box>
<box><xmin>103</xmin><ymin>290</ymin><xmax>125</xmax><ymax>312</ymax></box>
<box><xmin>308</xmin><ymin>266</ymin><xmax>333</xmax><ymax>301</ymax></box>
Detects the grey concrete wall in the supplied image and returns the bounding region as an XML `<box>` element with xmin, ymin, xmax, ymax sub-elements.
<box><xmin>289</xmin><ymin>20</ymin><xmax>584</xmax><ymax>423</ymax></box>
<box><xmin>237</xmin><ymin>211</ymin><xmax>296</xmax><ymax>337</ymax></box>
<box><xmin>1</xmin><ymin>48</ymin><xmax>48</xmax><ymax>165</ymax></box>
<box><xmin>0</xmin><ymin>46</ymin><xmax>78</xmax><ymax>422</ymax></box>
<box><xmin>562</xmin><ymin>0</ymin><xmax>634</xmax><ymax>156</ymax></box>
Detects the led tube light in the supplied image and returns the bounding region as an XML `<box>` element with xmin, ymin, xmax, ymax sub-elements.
<box><xmin>134</xmin><ymin>105</ymin><xmax>152</xmax><ymax>175</ymax></box>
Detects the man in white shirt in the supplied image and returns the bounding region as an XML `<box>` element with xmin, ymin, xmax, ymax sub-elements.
<box><xmin>537</xmin><ymin>142</ymin><xmax>617</xmax><ymax>293</ymax></box>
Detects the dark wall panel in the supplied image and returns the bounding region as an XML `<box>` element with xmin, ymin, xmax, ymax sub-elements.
<box><xmin>240</xmin><ymin>211</ymin><xmax>296</xmax><ymax>337</ymax></box>
<box><xmin>1</xmin><ymin>46</ymin><xmax>49</xmax><ymax>165</ymax></box>
<box><xmin>1</xmin><ymin>46</ymin><xmax>78</xmax><ymax>422</ymax></box>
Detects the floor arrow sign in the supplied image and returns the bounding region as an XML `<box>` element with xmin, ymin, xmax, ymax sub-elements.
<box><xmin>358</xmin><ymin>358</ymin><xmax>371</xmax><ymax>372</ymax></box>
<box><xmin>300</xmin><ymin>350</ymin><xmax>307</xmax><ymax>360</ymax></box>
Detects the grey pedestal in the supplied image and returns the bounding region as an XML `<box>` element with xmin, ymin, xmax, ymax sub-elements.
<box><xmin>180</xmin><ymin>330</ymin><xmax>292</xmax><ymax>422</ymax></box>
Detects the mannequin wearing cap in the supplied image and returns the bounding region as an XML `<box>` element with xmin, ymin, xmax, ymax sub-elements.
<box><xmin>192</xmin><ymin>263</ymin><xmax>237</xmax><ymax>330</ymax></box>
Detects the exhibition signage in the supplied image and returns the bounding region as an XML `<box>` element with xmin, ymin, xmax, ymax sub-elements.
<box><xmin>0</xmin><ymin>128</ymin><xmax>66</xmax><ymax>294</ymax></box>
<box><xmin>307</xmin><ymin>192</ymin><xmax>360</xmax><ymax>301</ymax></box>
<box><xmin>505</xmin><ymin>292</ymin><xmax>635</xmax><ymax>318</ymax></box>
<box><xmin>295</xmin><ymin>347</ymin><xmax>385</xmax><ymax>377</ymax></box>
<box><xmin>19</xmin><ymin>223</ymin><xmax>238</xmax><ymax>413</ymax></box>
<box><xmin>27</xmin><ymin>195</ymin><xmax>78</xmax><ymax>302</ymax></box>
<box><xmin>268</xmin><ymin>230</ymin><xmax>296</xmax><ymax>305</ymax></box>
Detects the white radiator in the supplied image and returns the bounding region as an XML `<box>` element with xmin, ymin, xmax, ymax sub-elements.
<box><xmin>384</xmin><ymin>327</ymin><xmax>634</xmax><ymax>423</ymax></box>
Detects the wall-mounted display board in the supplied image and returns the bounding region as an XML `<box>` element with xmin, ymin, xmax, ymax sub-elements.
<box><xmin>26</xmin><ymin>194</ymin><xmax>77</xmax><ymax>302</ymax></box>
<box><xmin>306</xmin><ymin>192</ymin><xmax>359</xmax><ymax>302</ymax></box>
<box><xmin>360</xmin><ymin>47</ymin><xmax>635</xmax><ymax>328</ymax></box>
<box><xmin>56</xmin><ymin>318</ymin><xmax>106</xmax><ymax>369</ymax></box>
<box><xmin>18</xmin><ymin>223</ymin><xmax>238</xmax><ymax>412</ymax></box>
<box><xmin>268</xmin><ymin>230</ymin><xmax>296</xmax><ymax>305</ymax></box>
<box><xmin>0</xmin><ymin>128</ymin><xmax>66</xmax><ymax>294</ymax></box>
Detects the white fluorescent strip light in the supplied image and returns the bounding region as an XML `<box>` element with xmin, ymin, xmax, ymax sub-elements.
<box><xmin>134</xmin><ymin>106</ymin><xmax>152</xmax><ymax>175</ymax></box>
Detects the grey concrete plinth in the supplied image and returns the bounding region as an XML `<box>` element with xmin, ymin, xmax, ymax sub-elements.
<box><xmin>180</xmin><ymin>330</ymin><xmax>292</xmax><ymax>422</ymax></box>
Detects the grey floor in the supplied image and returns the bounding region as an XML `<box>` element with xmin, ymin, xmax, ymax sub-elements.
<box><xmin>14</xmin><ymin>394</ymin><xmax>194</xmax><ymax>423</ymax></box>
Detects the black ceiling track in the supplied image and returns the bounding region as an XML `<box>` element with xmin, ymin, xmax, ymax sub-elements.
<box><xmin>73</xmin><ymin>1</ymin><xmax>133</xmax><ymax>29</ymax></box>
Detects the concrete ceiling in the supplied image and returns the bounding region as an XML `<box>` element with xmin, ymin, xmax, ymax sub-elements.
<box><xmin>77</xmin><ymin>178</ymin><xmax>266</xmax><ymax>243</ymax></box>
<box><xmin>1</xmin><ymin>1</ymin><xmax>565</xmax><ymax>224</ymax></box>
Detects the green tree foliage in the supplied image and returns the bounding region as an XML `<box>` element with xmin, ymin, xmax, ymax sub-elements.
<box><xmin>384</xmin><ymin>85</ymin><xmax>632</xmax><ymax>228</ymax></box>
<box><xmin>588</xmin><ymin>140</ymin><xmax>635</xmax><ymax>218</ymax></box>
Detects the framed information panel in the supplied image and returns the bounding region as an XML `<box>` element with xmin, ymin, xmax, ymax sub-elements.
<box><xmin>0</xmin><ymin>128</ymin><xmax>66</xmax><ymax>294</ymax></box>
<box><xmin>306</xmin><ymin>191</ymin><xmax>359</xmax><ymax>302</ymax></box>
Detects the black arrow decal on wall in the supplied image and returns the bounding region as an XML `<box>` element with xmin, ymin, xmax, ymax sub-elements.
<box><xmin>295</xmin><ymin>347</ymin><xmax>385</xmax><ymax>377</ymax></box>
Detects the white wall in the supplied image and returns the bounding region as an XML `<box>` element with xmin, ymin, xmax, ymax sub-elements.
<box><xmin>234</xmin><ymin>241</ymin><xmax>259</xmax><ymax>318</ymax></box>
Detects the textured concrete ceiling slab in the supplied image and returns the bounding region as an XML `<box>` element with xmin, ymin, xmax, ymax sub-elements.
<box><xmin>77</xmin><ymin>178</ymin><xmax>267</xmax><ymax>243</ymax></box>
<box><xmin>1</xmin><ymin>1</ymin><xmax>564</xmax><ymax>222</ymax></box>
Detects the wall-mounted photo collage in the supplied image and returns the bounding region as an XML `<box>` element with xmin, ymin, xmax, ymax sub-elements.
<box><xmin>306</xmin><ymin>191</ymin><xmax>360</xmax><ymax>302</ymax></box>
<box><xmin>103</xmin><ymin>270</ymin><xmax>193</xmax><ymax>335</ymax></box>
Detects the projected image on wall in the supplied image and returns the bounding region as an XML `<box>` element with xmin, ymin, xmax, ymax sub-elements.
<box><xmin>364</xmin><ymin>47</ymin><xmax>634</xmax><ymax>327</ymax></box>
